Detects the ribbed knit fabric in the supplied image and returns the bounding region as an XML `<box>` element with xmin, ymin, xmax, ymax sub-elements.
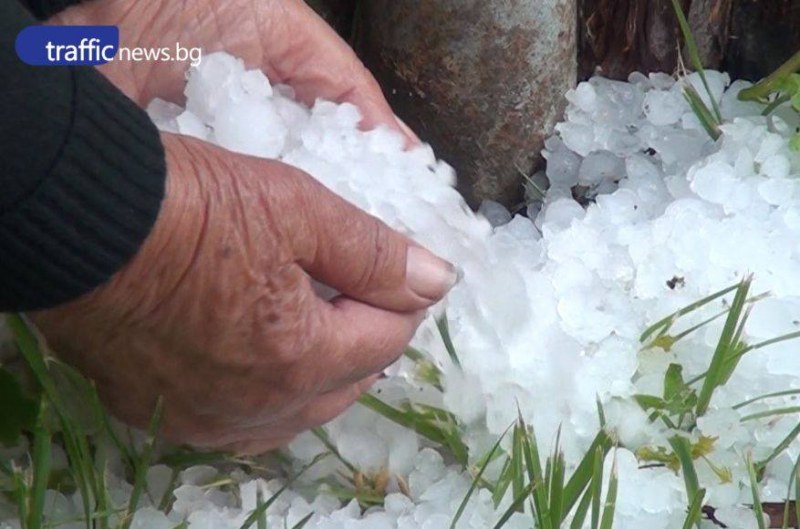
<box><xmin>0</xmin><ymin>2</ymin><xmax>167</xmax><ymax>311</ymax></box>
<box><xmin>19</xmin><ymin>0</ymin><xmax>82</xmax><ymax>20</ymax></box>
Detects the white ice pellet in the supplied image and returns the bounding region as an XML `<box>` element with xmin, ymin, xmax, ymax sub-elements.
<box><xmin>715</xmin><ymin>506</ymin><xmax>766</xmax><ymax>529</ymax></box>
<box><xmin>690</xmin><ymin>160</ymin><xmax>737</xmax><ymax>204</ymax></box>
<box><xmin>567</xmin><ymin>82</ymin><xmax>597</xmax><ymax>112</ymax></box>
<box><xmin>213</xmin><ymin>100</ymin><xmax>287</xmax><ymax>158</ymax></box>
<box><xmin>26</xmin><ymin>52</ymin><xmax>800</xmax><ymax>529</ymax></box>
<box><xmin>685</xmin><ymin>70</ymin><xmax>730</xmax><ymax>110</ymax></box>
<box><xmin>643</xmin><ymin>89</ymin><xmax>684</xmax><ymax>126</ymax></box>
<box><xmin>240</xmin><ymin>69</ymin><xmax>273</xmax><ymax>99</ymax></box>
<box><xmin>578</xmin><ymin>150</ymin><xmax>625</xmax><ymax>186</ymax></box>
<box><xmin>130</xmin><ymin>508</ymin><xmax>174</xmax><ymax>529</ymax></box>
<box><xmin>478</xmin><ymin>199</ymin><xmax>513</xmax><ymax>227</ymax></box>
<box><xmin>176</xmin><ymin>110</ymin><xmax>209</xmax><ymax>140</ymax></box>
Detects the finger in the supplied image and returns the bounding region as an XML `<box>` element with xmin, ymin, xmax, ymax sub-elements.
<box><xmin>394</xmin><ymin>115</ymin><xmax>422</xmax><ymax>147</ymax></box>
<box><xmin>265</xmin><ymin>0</ymin><xmax>401</xmax><ymax>134</ymax></box>
<box><xmin>315</xmin><ymin>297</ymin><xmax>425</xmax><ymax>388</ymax></box>
<box><xmin>293</xmin><ymin>375</ymin><xmax>378</xmax><ymax>428</ymax></box>
<box><xmin>281</xmin><ymin>171</ymin><xmax>457</xmax><ymax>312</ymax></box>
<box><xmin>215</xmin><ymin>377</ymin><xmax>378</xmax><ymax>455</ymax></box>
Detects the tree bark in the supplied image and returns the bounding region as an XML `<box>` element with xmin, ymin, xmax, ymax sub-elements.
<box><xmin>578</xmin><ymin>0</ymin><xmax>800</xmax><ymax>82</ymax></box>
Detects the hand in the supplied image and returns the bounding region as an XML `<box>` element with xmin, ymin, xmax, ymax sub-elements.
<box><xmin>31</xmin><ymin>134</ymin><xmax>455</xmax><ymax>454</ymax></box>
<box><xmin>50</xmin><ymin>0</ymin><xmax>413</xmax><ymax>136</ymax></box>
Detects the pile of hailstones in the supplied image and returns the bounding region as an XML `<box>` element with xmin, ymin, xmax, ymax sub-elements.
<box><xmin>9</xmin><ymin>52</ymin><xmax>800</xmax><ymax>529</ymax></box>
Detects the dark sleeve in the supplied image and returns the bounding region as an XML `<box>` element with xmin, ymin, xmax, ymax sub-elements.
<box><xmin>0</xmin><ymin>2</ymin><xmax>167</xmax><ymax>311</ymax></box>
<box><xmin>18</xmin><ymin>0</ymin><xmax>82</xmax><ymax>20</ymax></box>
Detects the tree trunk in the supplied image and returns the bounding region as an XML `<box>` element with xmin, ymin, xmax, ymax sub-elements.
<box><xmin>579</xmin><ymin>0</ymin><xmax>800</xmax><ymax>82</ymax></box>
<box><xmin>305</xmin><ymin>0</ymin><xmax>800</xmax><ymax>208</ymax></box>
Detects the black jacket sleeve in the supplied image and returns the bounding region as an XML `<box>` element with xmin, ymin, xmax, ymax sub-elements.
<box><xmin>0</xmin><ymin>1</ymin><xmax>167</xmax><ymax>311</ymax></box>
<box><xmin>18</xmin><ymin>0</ymin><xmax>81</xmax><ymax>20</ymax></box>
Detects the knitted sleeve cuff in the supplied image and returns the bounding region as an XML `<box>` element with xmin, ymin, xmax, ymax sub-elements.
<box><xmin>0</xmin><ymin>67</ymin><xmax>166</xmax><ymax>311</ymax></box>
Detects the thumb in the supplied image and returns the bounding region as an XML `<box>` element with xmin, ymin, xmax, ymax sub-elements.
<box><xmin>274</xmin><ymin>165</ymin><xmax>457</xmax><ymax>312</ymax></box>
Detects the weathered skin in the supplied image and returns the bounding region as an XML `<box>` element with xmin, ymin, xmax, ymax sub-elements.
<box><xmin>355</xmin><ymin>0</ymin><xmax>577</xmax><ymax>208</ymax></box>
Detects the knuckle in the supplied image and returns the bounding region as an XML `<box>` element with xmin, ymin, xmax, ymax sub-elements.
<box><xmin>353</xmin><ymin>217</ymin><xmax>402</xmax><ymax>292</ymax></box>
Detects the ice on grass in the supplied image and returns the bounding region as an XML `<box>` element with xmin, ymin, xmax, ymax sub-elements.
<box><xmin>130</xmin><ymin>508</ymin><xmax>174</xmax><ymax>529</ymax></box>
<box><xmin>9</xmin><ymin>50</ymin><xmax>800</xmax><ymax>529</ymax></box>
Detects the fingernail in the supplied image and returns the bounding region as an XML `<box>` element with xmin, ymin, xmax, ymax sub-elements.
<box><xmin>395</xmin><ymin>115</ymin><xmax>421</xmax><ymax>145</ymax></box>
<box><xmin>406</xmin><ymin>246</ymin><xmax>458</xmax><ymax>300</ymax></box>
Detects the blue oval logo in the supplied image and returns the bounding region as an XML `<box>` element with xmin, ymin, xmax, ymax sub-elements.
<box><xmin>15</xmin><ymin>25</ymin><xmax>119</xmax><ymax>66</ymax></box>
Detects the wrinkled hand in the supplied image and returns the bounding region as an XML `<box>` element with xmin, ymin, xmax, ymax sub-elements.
<box><xmin>51</xmin><ymin>0</ymin><xmax>410</xmax><ymax>134</ymax></box>
<box><xmin>32</xmin><ymin>134</ymin><xmax>455</xmax><ymax>454</ymax></box>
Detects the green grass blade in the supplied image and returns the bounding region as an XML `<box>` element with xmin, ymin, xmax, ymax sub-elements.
<box><xmin>451</xmin><ymin>429</ymin><xmax>509</xmax><ymax>529</ymax></box>
<box><xmin>780</xmin><ymin>454</ymin><xmax>800</xmax><ymax>529</ymax></box>
<box><xmin>696</xmin><ymin>278</ymin><xmax>751</xmax><ymax>417</ymax></box>
<box><xmin>795</xmin><ymin>459</ymin><xmax>800</xmax><ymax>529</ymax></box>
<box><xmin>591</xmin><ymin>447</ymin><xmax>603</xmax><ymax>529</ymax></box>
<box><xmin>158</xmin><ymin>468</ymin><xmax>180</xmax><ymax>511</ymax></box>
<box><xmin>739</xmin><ymin>49</ymin><xmax>800</xmax><ymax>102</ymax></box>
<box><xmin>27</xmin><ymin>398</ymin><xmax>51</xmax><ymax>529</ymax></box>
<box><xmin>733</xmin><ymin>330</ymin><xmax>800</xmax><ymax>361</ymax></box>
<box><xmin>548</xmin><ymin>432</ymin><xmax>565</xmax><ymax>525</ymax></box>
<box><xmin>681</xmin><ymin>488</ymin><xmax>706</xmax><ymax>529</ymax></box>
<box><xmin>596</xmin><ymin>396</ymin><xmax>606</xmax><ymax>428</ymax></box>
<box><xmin>598</xmin><ymin>455</ymin><xmax>618</xmax><ymax>529</ymax></box>
<box><xmin>741</xmin><ymin>406</ymin><xmax>800</xmax><ymax>422</ymax></box>
<box><xmin>8</xmin><ymin>315</ymin><xmax>98</xmax><ymax>528</ymax></box>
<box><xmin>121</xmin><ymin>398</ymin><xmax>163</xmax><ymax>529</ymax></box>
<box><xmin>670</xmin><ymin>0</ymin><xmax>722</xmax><ymax>122</ymax></box>
<box><xmin>518</xmin><ymin>420</ymin><xmax>549</xmax><ymax>528</ymax></box>
<box><xmin>290</xmin><ymin>512</ymin><xmax>314</xmax><ymax>529</ymax></box>
<box><xmin>683</xmin><ymin>85</ymin><xmax>721</xmax><ymax>140</ymax></box>
<box><xmin>762</xmin><ymin>94</ymin><xmax>791</xmax><ymax>116</ymax></box>
<box><xmin>492</xmin><ymin>457</ymin><xmax>514</xmax><ymax>507</ymax></box>
<box><xmin>436</xmin><ymin>314</ymin><xmax>461</xmax><ymax>368</ymax></box>
<box><xmin>669</xmin><ymin>436</ymin><xmax>700</xmax><ymax>505</ymax></box>
<box><xmin>239</xmin><ymin>454</ymin><xmax>325</xmax><ymax>529</ymax></box>
<box><xmin>11</xmin><ymin>467</ymin><xmax>29</xmax><ymax>529</ymax></box>
<box><xmin>747</xmin><ymin>453</ymin><xmax>768</xmax><ymax>529</ymax></box>
<box><xmin>312</xmin><ymin>428</ymin><xmax>357</xmax><ymax>474</ymax></box>
<box><xmin>403</xmin><ymin>347</ymin><xmax>425</xmax><ymax>362</ymax></box>
<box><xmin>95</xmin><ymin>459</ymin><xmax>112</xmax><ymax>529</ymax></box>
<box><xmin>734</xmin><ymin>389</ymin><xmax>800</xmax><ymax>410</ymax></box>
<box><xmin>358</xmin><ymin>393</ymin><xmax>468</xmax><ymax>464</ymax></box>
<box><xmin>671</xmin><ymin>308</ymin><xmax>729</xmax><ymax>345</ymax></box>
<box><xmin>358</xmin><ymin>394</ymin><xmax>455</xmax><ymax>448</ymax></box>
<box><xmin>756</xmin><ymin>421</ymin><xmax>800</xmax><ymax>471</ymax></box>
<box><xmin>256</xmin><ymin>489</ymin><xmax>267</xmax><ymax>529</ymax></box>
<box><xmin>563</xmin><ymin>430</ymin><xmax>613</xmax><ymax>516</ymax></box>
<box><xmin>511</xmin><ymin>424</ymin><xmax>526</xmax><ymax>502</ymax></box>
<box><xmin>570</xmin><ymin>487</ymin><xmax>593</xmax><ymax>529</ymax></box>
<box><xmin>640</xmin><ymin>283</ymin><xmax>738</xmax><ymax>343</ymax></box>
<box><xmin>492</xmin><ymin>481</ymin><xmax>536</xmax><ymax>529</ymax></box>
